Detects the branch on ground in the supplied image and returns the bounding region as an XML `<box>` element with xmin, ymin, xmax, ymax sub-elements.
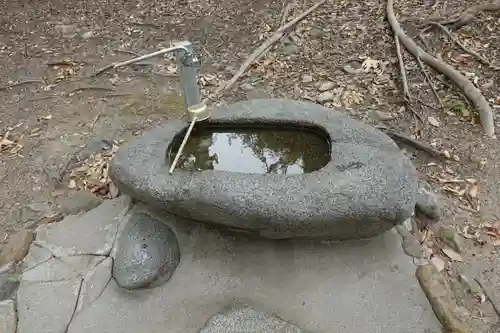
<box><xmin>206</xmin><ymin>0</ymin><xmax>327</xmax><ymax>103</ymax></box>
<box><xmin>430</xmin><ymin>22</ymin><xmax>500</xmax><ymax>70</ymax></box>
<box><xmin>387</xmin><ymin>0</ymin><xmax>496</xmax><ymax>137</ymax></box>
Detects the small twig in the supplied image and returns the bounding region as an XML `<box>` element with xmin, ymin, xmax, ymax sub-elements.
<box><xmin>47</xmin><ymin>60</ymin><xmax>80</xmax><ymax>67</ymax></box>
<box><xmin>416</xmin><ymin>56</ymin><xmax>442</xmax><ymax>107</ymax></box>
<box><xmin>475</xmin><ymin>277</ymin><xmax>500</xmax><ymax>320</ymax></box>
<box><xmin>418</xmin><ymin>32</ymin><xmax>431</xmax><ymax>51</ymax></box>
<box><xmin>112</xmin><ymin>49</ymin><xmax>140</xmax><ymax>57</ymax></box>
<box><xmin>280</xmin><ymin>2</ymin><xmax>294</xmax><ymax>27</ymax></box>
<box><xmin>417</xmin><ymin>98</ymin><xmax>439</xmax><ymax>111</ymax></box>
<box><xmin>395</xmin><ymin>36</ymin><xmax>411</xmax><ymax>101</ymax></box>
<box><xmin>69</xmin><ymin>86</ymin><xmax>116</xmax><ymax>94</ymax></box>
<box><xmin>88</xmin><ymin>63</ymin><xmax>116</xmax><ymax>78</ymax></box>
<box><xmin>255</xmin><ymin>2</ymin><xmax>294</xmax><ymax>64</ymax></box>
<box><xmin>430</xmin><ymin>22</ymin><xmax>500</xmax><ymax>70</ymax></box>
<box><xmin>201</xmin><ymin>46</ymin><xmax>215</xmax><ymax>60</ymax></box>
<box><xmin>104</xmin><ymin>93</ymin><xmax>132</xmax><ymax>98</ymax></box>
<box><xmin>406</xmin><ymin>101</ymin><xmax>425</xmax><ymax>124</ymax></box>
<box><xmin>208</xmin><ymin>0</ymin><xmax>327</xmax><ymax>102</ymax></box>
<box><xmin>0</xmin><ymin>80</ymin><xmax>43</xmax><ymax>91</ymax></box>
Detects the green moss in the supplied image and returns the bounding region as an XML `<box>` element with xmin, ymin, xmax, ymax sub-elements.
<box><xmin>121</xmin><ymin>92</ymin><xmax>185</xmax><ymax>117</ymax></box>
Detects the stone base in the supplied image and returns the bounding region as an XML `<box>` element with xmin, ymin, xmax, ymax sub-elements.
<box><xmin>72</xmin><ymin>201</ymin><xmax>439</xmax><ymax>333</ymax></box>
<box><xmin>13</xmin><ymin>197</ymin><xmax>444</xmax><ymax>333</ymax></box>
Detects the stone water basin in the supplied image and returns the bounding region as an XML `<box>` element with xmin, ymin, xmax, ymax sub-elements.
<box><xmin>110</xmin><ymin>98</ymin><xmax>420</xmax><ymax>240</ymax></box>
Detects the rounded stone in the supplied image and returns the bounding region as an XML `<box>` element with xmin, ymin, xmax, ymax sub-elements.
<box><xmin>110</xmin><ymin>99</ymin><xmax>420</xmax><ymax>240</ymax></box>
<box><xmin>200</xmin><ymin>307</ymin><xmax>307</xmax><ymax>333</ymax></box>
<box><xmin>112</xmin><ymin>213</ymin><xmax>180</xmax><ymax>290</ymax></box>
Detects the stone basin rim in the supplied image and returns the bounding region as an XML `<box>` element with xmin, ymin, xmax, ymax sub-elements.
<box><xmin>109</xmin><ymin>99</ymin><xmax>419</xmax><ymax>240</ymax></box>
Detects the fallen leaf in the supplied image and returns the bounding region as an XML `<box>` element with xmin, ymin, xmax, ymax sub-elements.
<box><xmin>427</xmin><ymin>116</ymin><xmax>440</xmax><ymax>127</ymax></box>
<box><xmin>442</xmin><ymin>247</ymin><xmax>463</xmax><ymax>262</ymax></box>
<box><xmin>68</xmin><ymin>179</ymin><xmax>77</xmax><ymax>189</ymax></box>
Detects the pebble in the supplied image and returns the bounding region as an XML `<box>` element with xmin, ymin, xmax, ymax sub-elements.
<box><xmin>76</xmin><ymin>138</ymin><xmax>113</xmax><ymax>163</ymax></box>
<box><xmin>113</xmin><ymin>213</ymin><xmax>180</xmax><ymax>290</ymax></box>
<box><xmin>318</xmin><ymin>81</ymin><xmax>335</xmax><ymax>92</ymax></box>
<box><xmin>316</xmin><ymin>91</ymin><xmax>335</xmax><ymax>104</ymax></box>
<box><xmin>240</xmin><ymin>83</ymin><xmax>254</xmax><ymax>91</ymax></box>
<box><xmin>0</xmin><ymin>229</ymin><xmax>35</xmax><ymax>266</ymax></box>
<box><xmin>396</xmin><ymin>226</ymin><xmax>424</xmax><ymax>259</ymax></box>
<box><xmin>301</xmin><ymin>75</ymin><xmax>313</xmax><ymax>83</ymax></box>
<box><xmin>415</xmin><ymin>185</ymin><xmax>440</xmax><ymax>221</ymax></box>
<box><xmin>343</xmin><ymin>64</ymin><xmax>361</xmax><ymax>74</ymax></box>
<box><xmin>370</xmin><ymin>110</ymin><xmax>395</xmax><ymax>122</ymax></box>
<box><xmin>342</xmin><ymin>60</ymin><xmax>363</xmax><ymax>74</ymax></box>
<box><xmin>437</xmin><ymin>226</ymin><xmax>462</xmax><ymax>253</ymax></box>
<box><xmin>81</xmin><ymin>31</ymin><xmax>94</xmax><ymax>39</ymax></box>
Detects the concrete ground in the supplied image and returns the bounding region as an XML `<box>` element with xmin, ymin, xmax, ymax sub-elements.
<box><xmin>9</xmin><ymin>196</ymin><xmax>444</xmax><ymax>333</ymax></box>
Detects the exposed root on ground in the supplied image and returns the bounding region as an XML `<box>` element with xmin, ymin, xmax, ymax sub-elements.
<box><xmin>387</xmin><ymin>0</ymin><xmax>496</xmax><ymax>137</ymax></box>
<box><xmin>435</xmin><ymin>1</ymin><xmax>500</xmax><ymax>31</ymax></box>
<box><xmin>377</xmin><ymin>126</ymin><xmax>446</xmax><ymax>159</ymax></box>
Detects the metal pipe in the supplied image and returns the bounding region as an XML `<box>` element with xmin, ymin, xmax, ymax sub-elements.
<box><xmin>174</xmin><ymin>42</ymin><xmax>202</xmax><ymax>109</ymax></box>
<box><xmin>112</xmin><ymin>41</ymin><xmax>202</xmax><ymax>110</ymax></box>
<box><xmin>113</xmin><ymin>45</ymin><xmax>187</xmax><ymax>68</ymax></box>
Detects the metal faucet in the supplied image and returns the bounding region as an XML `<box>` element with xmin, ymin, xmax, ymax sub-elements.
<box><xmin>113</xmin><ymin>41</ymin><xmax>210</xmax><ymax>173</ymax></box>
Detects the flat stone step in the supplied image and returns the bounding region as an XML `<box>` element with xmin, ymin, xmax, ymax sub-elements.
<box><xmin>65</xmin><ymin>203</ymin><xmax>441</xmax><ymax>333</ymax></box>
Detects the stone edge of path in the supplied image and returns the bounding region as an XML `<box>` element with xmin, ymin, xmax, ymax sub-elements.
<box><xmin>0</xmin><ymin>195</ymin><xmax>473</xmax><ymax>333</ymax></box>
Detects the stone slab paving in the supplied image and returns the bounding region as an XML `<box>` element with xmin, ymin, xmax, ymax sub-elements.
<box><xmin>10</xmin><ymin>196</ymin><xmax>444</xmax><ymax>333</ymax></box>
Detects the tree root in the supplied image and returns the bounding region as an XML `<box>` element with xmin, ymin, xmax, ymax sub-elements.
<box><xmin>387</xmin><ymin>0</ymin><xmax>496</xmax><ymax>137</ymax></box>
<box><xmin>438</xmin><ymin>1</ymin><xmax>500</xmax><ymax>31</ymax></box>
<box><xmin>0</xmin><ymin>80</ymin><xmax>43</xmax><ymax>91</ymax></box>
<box><xmin>376</xmin><ymin>126</ymin><xmax>446</xmax><ymax>159</ymax></box>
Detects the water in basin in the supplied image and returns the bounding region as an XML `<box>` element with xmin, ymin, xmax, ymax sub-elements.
<box><xmin>168</xmin><ymin>124</ymin><xmax>330</xmax><ymax>175</ymax></box>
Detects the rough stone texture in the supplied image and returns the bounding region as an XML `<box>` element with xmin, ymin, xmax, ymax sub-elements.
<box><xmin>113</xmin><ymin>213</ymin><xmax>180</xmax><ymax>290</ymax></box>
<box><xmin>20</xmin><ymin>243</ymin><xmax>52</xmax><ymax>272</ymax></box>
<box><xmin>110</xmin><ymin>99</ymin><xmax>420</xmax><ymax>240</ymax></box>
<box><xmin>0</xmin><ymin>274</ymin><xmax>19</xmax><ymax>301</ymax></box>
<box><xmin>35</xmin><ymin>196</ymin><xmax>131</xmax><ymax>256</ymax></box>
<box><xmin>415</xmin><ymin>183</ymin><xmax>441</xmax><ymax>221</ymax></box>
<box><xmin>17</xmin><ymin>278</ymin><xmax>81</xmax><ymax>333</ymax></box>
<box><xmin>0</xmin><ymin>228</ymin><xmax>35</xmax><ymax>266</ymax></box>
<box><xmin>22</xmin><ymin>255</ymin><xmax>104</xmax><ymax>283</ymax></box>
<box><xmin>199</xmin><ymin>307</ymin><xmax>308</xmax><ymax>333</ymax></box>
<box><xmin>67</xmin><ymin>204</ymin><xmax>441</xmax><ymax>333</ymax></box>
<box><xmin>76</xmin><ymin>257</ymin><xmax>113</xmax><ymax>314</ymax></box>
<box><xmin>56</xmin><ymin>190</ymin><xmax>103</xmax><ymax>215</ymax></box>
<box><xmin>0</xmin><ymin>300</ymin><xmax>16</xmax><ymax>333</ymax></box>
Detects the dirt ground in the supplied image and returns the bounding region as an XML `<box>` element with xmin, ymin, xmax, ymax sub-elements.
<box><xmin>1</xmin><ymin>0</ymin><xmax>500</xmax><ymax>331</ymax></box>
